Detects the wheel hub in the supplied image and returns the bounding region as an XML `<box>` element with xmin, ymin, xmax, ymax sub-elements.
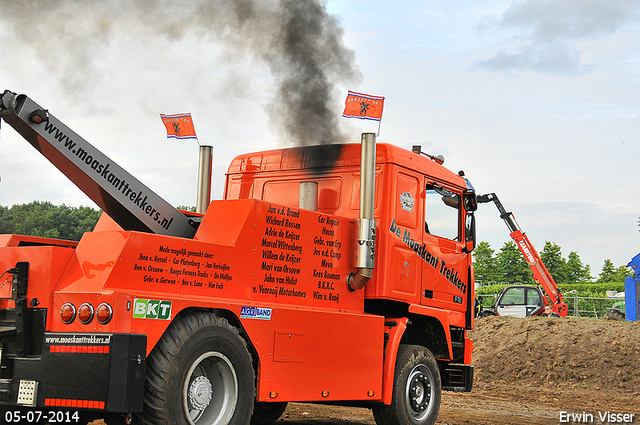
<box><xmin>409</xmin><ymin>372</ymin><xmax>431</xmax><ymax>413</ymax></box>
<box><xmin>188</xmin><ymin>376</ymin><xmax>213</xmax><ymax>411</ymax></box>
<box><xmin>183</xmin><ymin>351</ymin><xmax>239</xmax><ymax>425</ymax></box>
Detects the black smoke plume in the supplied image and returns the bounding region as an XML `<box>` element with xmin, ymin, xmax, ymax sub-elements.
<box><xmin>0</xmin><ymin>0</ymin><xmax>362</xmax><ymax>146</ymax></box>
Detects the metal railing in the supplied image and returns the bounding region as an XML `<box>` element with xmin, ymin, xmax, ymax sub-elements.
<box><xmin>477</xmin><ymin>294</ymin><xmax>623</xmax><ymax>319</ymax></box>
<box><xmin>564</xmin><ymin>295</ymin><xmax>622</xmax><ymax>318</ymax></box>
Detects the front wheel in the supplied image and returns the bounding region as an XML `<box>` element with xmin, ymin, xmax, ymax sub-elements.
<box><xmin>140</xmin><ymin>310</ymin><xmax>255</xmax><ymax>425</ymax></box>
<box><xmin>373</xmin><ymin>345</ymin><xmax>441</xmax><ymax>425</ymax></box>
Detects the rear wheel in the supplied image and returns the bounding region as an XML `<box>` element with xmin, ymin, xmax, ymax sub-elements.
<box><xmin>373</xmin><ymin>345</ymin><xmax>441</xmax><ymax>425</ymax></box>
<box><xmin>140</xmin><ymin>310</ymin><xmax>254</xmax><ymax>425</ymax></box>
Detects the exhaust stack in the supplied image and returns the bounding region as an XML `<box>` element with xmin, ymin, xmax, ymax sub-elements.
<box><xmin>299</xmin><ymin>181</ymin><xmax>319</xmax><ymax>211</ymax></box>
<box><xmin>348</xmin><ymin>133</ymin><xmax>377</xmax><ymax>291</ymax></box>
<box><xmin>196</xmin><ymin>145</ymin><xmax>213</xmax><ymax>214</ymax></box>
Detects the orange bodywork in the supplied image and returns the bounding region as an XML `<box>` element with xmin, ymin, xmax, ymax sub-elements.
<box><xmin>0</xmin><ymin>142</ymin><xmax>474</xmax><ymax>405</ymax></box>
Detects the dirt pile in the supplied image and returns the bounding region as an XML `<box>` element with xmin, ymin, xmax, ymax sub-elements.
<box><xmin>470</xmin><ymin>315</ymin><xmax>640</xmax><ymax>393</ymax></box>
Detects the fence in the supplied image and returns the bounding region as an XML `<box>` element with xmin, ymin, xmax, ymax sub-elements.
<box><xmin>478</xmin><ymin>293</ymin><xmax>623</xmax><ymax>319</ymax></box>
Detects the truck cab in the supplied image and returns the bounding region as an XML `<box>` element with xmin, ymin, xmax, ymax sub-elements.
<box><xmin>225</xmin><ymin>141</ymin><xmax>477</xmax><ymax>337</ymax></box>
<box><xmin>225</xmin><ymin>141</ymin><xmax>477</xmax><ymax>390</ymax></box>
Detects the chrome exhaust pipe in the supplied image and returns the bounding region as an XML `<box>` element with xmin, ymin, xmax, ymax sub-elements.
<box><xmin>299</xmin><ymin>181</ymin><xmax>318</xmax><ymax>211</ymax></box>
<box><xmin>196</xmin><ymin>145</ymin><xmax>213</xmax><ymax>214</ymax></box>
<box><xmin>348</xmin><ymin>133</ymin><xmax>376</xmax><ymax>291</ymax></box>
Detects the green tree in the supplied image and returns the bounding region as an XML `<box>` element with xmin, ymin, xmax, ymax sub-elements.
<box><xmin>539</xmin><ymin>241</ymin><xmax>569</xmax><ymax>286</ymax></box>
<box><xmin>0</xmin><ymin>201</ymin><xmax>101</xmax><ymax>241</ymax></box>
<box><xmin>566</xmin><ymin>251</ymin><xmax>592</xmax><ymax>284</ymax></box>
<box><xmin>597</xmin><ymin>259</ymin><xmax>616</xmax><ymax>282</ymax></box>
<box><xmin>473</xmin><ymin>241</ymin><xmax>500</xmax><ymax>284</ymax></box>
<box><xmin>596</xmin><ymin>259</ymin><xmax>629</xmax><ymax>284</ymax></box>
<box><xmin>495</xmin><ymin>241</ymin><xmax>533</xmax><ymax>284</ymax></box>
<box><xmin>0</xmin><ymin>205</ymin><xmax>9</xmax><ymax>234</ymax></box>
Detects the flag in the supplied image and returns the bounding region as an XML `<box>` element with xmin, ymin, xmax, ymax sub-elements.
<box><xmin>342</xmin><ymin>90</ymin><xmax>385</xmax><ymax>121</ymax></box>
<box><xmin>160</xmin><ymin>113</ymin><xmax>198</xmax><ymax>140</ymax></box>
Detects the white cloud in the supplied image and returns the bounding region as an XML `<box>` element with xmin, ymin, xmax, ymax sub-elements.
<box><xmin>476</xmin><ymin>0</ymin><xmax>640</xmax><ymax>73</ymax></box>
<box><xmin>500</xmin><ymin>0</ymin><xmax>640</xmax><ymax>40</ymax></box>
<box><xmin>474</xmin><ymin>41</ymin><xmax>582</xmax><ymax>73</ymax></box>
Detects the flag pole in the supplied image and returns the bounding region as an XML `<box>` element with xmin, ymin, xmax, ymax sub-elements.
<box><xmin>376</xmin><ymin>98</ymin><xmax>384</xmax><ymax>137</ymax></box>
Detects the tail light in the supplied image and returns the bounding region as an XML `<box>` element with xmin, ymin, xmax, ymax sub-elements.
<box><xmin>60</xmin><ymin>303</ymin><xmax>76</xmax><ymax>324</ymax></box>
<box><xmin>96</xmin><ymin>303</ymin><xmax>113</xmax><ymax>325</ymax></box>
<box><xmin>77</xmin><ymin>303</ymin><xmax>95</xmax><ymax>324</ymax></box>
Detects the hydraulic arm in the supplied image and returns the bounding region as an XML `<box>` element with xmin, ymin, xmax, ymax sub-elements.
<box><xmin>478</xmin><ymin>193</ymin><xmax>567</xmax><ymax>315</ymax></box>
<box><xmin>0</xmin><ymin>90</ymin><xmax>196</xmax><ymax>238</ymax></box>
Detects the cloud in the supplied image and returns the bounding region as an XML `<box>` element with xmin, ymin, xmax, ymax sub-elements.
<box><xmin>476</xmin><ymin>0</ymin><xmax>640</xmax><ymax>73</ymax></box>
<box><xmin>500</xmin><ymin>0</ymin><xmax>640</xmax><ymax>41</ymax></box>
<box><xmin>474</xmin><ymin>41</ymin><xmax>582</xmax><ymax>74</ymax></box>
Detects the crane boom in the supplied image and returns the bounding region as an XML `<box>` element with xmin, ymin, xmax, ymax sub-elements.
<box><xmin>0</xmin><ymin>90</ymin><xmax>196</xmax><ymax>238</ymax></box>
<box><xmin>478</xmin><ymin>192</ymin><xmax>567</xmax><ymax>316</ymax></box>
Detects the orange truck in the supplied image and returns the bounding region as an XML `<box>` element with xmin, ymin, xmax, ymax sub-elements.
<box><xmin>0</xmin><ymin>91</ymin><xmax>476</xmax><ymax>425</ymax></box>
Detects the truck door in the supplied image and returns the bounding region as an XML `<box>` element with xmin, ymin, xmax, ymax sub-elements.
<box><xmin>421</xmin><ymin>181</ymin><xmax>470</xmax><ymax>314</ymax></box>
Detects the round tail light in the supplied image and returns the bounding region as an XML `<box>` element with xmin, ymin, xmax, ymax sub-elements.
<box><xmin>60</xmin><ymin>303</ymin><xmax>76</xmax><ymax>324</ymax></box>
<box><xmin>77</xmin><ymin>303</ymin><xmax>95</xmax><ymax>324</ymax></box>
<box><xmin>96</xmin><ymin>303</ymin><xmax>113</xmax><ymax>325</ymax></box>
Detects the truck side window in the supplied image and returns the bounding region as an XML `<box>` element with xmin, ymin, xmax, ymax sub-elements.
<box><xmin>424</xmin><ymin>183</ymin><xmax>460</xmax><ymax>240</ymax></box>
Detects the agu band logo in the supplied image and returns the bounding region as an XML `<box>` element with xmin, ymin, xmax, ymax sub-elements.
<box><xmin>133</xmin><ymin>298</ymin><xmax>172</xmax><ymax>320</ymax></box>
<box><xmin>240</xmin><ymin>306</ymin><xmax>272</xmax><ymax>320</ymax></box>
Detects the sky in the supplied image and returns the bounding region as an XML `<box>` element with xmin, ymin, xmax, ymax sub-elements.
<box><xmin>0</xmin><ymin>0</ymin><xmax>639</xmax><ymax>277</ymax></box>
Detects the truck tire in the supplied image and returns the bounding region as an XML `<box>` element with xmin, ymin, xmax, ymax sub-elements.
<box><xmin>249</xmin><ymin>402</ymin><xmax>288</xmax><ymax>425</ymax></box>
<box><xmin>372</xmin><ymin>345</ymin><xmax>441</xmax><ymax>425</ymax></box>
<box><xmin>140</xmin><ymin>310</ymin><xmax>255</xmax><ymax>425</ymax></box>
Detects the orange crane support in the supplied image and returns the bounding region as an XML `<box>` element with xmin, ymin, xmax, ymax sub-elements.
<box><xmin>478</xmin><ymin>193</ymin><xmax>568</xmax><ymax>316</ymax></box>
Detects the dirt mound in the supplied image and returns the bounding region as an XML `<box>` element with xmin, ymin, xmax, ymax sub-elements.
<box><xmin>470</xmin><ymin>315</ymin><xmax>640</xmax><ymax>393</ymax></box>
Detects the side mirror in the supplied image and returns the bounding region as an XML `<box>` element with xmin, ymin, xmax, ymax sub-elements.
<box><xmin>462</xmin><ymin>213</ymin><xmax>476</xmax><ymax>253</ymax></box>
<box><xmin>463</xmin><ymin>191</ymin><xmax>477</xmax><ymax>212</ymax></box>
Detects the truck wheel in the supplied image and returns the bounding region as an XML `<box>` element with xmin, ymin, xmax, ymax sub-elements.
<box><xmin>372</xmin><ymin>345</ymin><xmax>441</xmax><ymax>425</ymax></box>
<box><xmin>250</xmin><ymin>402</ymin><xmax>288</xmax><ymax>425</ymax></box>
<box><xmin>141</xmin><ymin>311</ymin><xmax>254</xmax><ymax>425</ymax></box>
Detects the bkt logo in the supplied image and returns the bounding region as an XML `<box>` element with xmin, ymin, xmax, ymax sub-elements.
<box><xmin>133</xmin><ymin>298</ymin><xmax>172</xmax><ymax>320</ymax></box>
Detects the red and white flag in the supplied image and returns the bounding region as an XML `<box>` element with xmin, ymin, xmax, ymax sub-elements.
<box><xmin>160</xmin><ymin>113</ymin><xmax>198</xmax><ymax>140</ymax></box>
<box><xmin>342</xmin><ymin>91</ymin><xmax>385</xmax><ymax>121</ymax></box>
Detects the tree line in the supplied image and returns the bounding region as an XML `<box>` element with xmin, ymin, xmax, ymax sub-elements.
<box><xmin>473</xmin><ymin>240</ymin><xmax>629</xmax><ymax>286</ymax></box>
<box><xmin>0</xmin><ymin>201</ymin><xmax>101</xmax><ymax>241</ymax></box>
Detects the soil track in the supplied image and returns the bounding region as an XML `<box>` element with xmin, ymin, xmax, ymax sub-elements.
<box><xmin>93</xmin><ymin>316</ymin><xmax>639</xmax><ymax>425</ymax></box>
